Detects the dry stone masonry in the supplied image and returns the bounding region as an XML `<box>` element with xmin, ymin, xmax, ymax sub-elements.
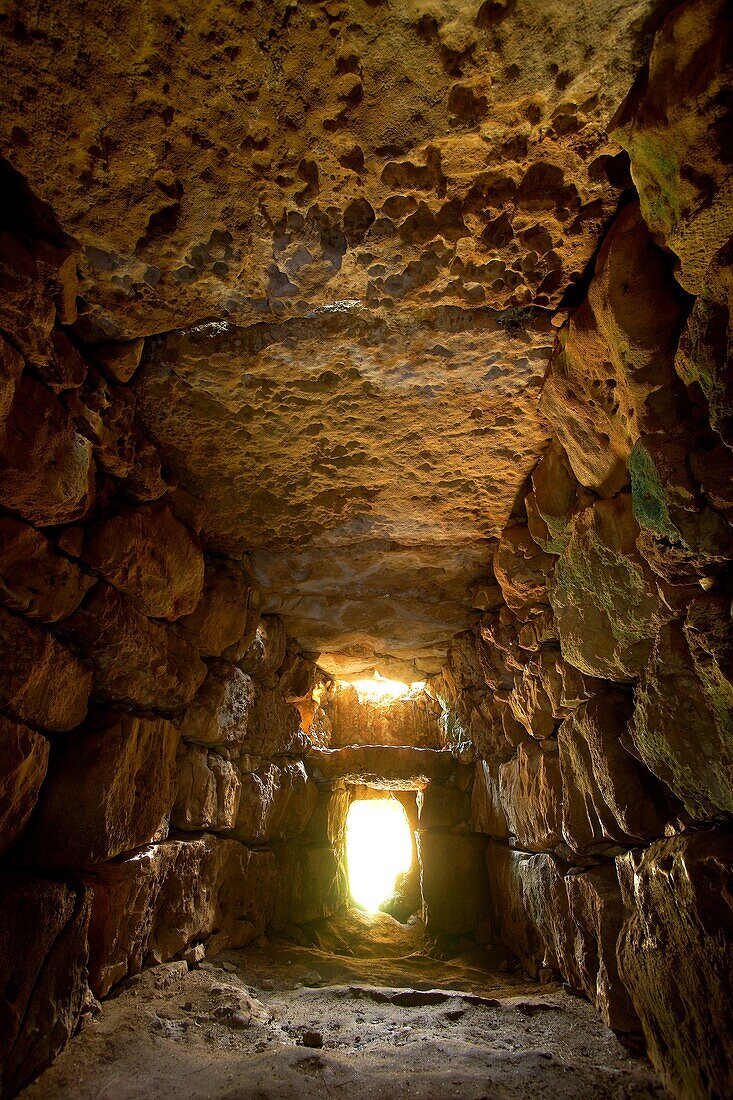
<box><xmin>0</xmin><ymin>0</ymin><xmax>731</xmax><ymax>1097</ymax></box>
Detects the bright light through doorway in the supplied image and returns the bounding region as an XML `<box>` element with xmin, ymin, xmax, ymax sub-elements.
<box><xmin>346</xmin><ymin>671</ymin><xmax>427</xmax><ymax>705</ymax></box>
<box><xmin>346</xmin><ymin>799</ymin><xmax>413</xmax><ymax>911</ymax></box>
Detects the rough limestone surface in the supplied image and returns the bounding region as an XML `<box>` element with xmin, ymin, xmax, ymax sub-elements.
<box><xmin>137</xmin><ymin>312</ymin><xmax>552</xmax><ymax>678</ymax></box>
<box><xmin>632</xmin><ymin>610</ymin><xmax>733</xmax><ymax>820</ymax></box>
<box><xmin>85</xmin><ymin>837</ymin><xmax>277</xmax><ymax>998</ymax></box>
<box><xmin>230</xmin><ymin>760</ymin><xmax>318</xmax><ymax>844</ymax></box>
<box><xmin>0</xmin><ymin>0</ymin><xmax>657</xmax><ymax>336</ymax></box>
<box><xmin>548</xmin><ymin>495</ymin><xmax>673</xmax><ymax>682</ymax></box>
<box><xmin>0</xmin><ymin>376</ymin><xmax>95</xmax><ymax>527</ymax></box>
<box><xmin>558</xmin><ymin>691</ymin><xmax>671</xmax><ymax>855</ymax></box>
<box><xmin>498</xmin><ymin>740</ymin><xmax>563</xmax><ymax>853</ymax></box>
<box><xmin>0</xmin><ymin>516</ymin><xmax>95</xmax><ymax>623</ymax></box>
<box><xmin>0</xmin><ymin>606</ymin><xmax>92</xmax><ymax>733</ymax></box>
<box><xmin>172</xmin><ymin>747</ymin><xmax>241</xmax><ymax>833</ymax></box>
<box><xmin>0</xmin><ymin>716</ymin><xmax>50</xmax><ymax>855</ymax></box>
<box><xmin>82</xmin><ymin>502</ymin><xmax>204</xmax><ymax>621</ymax></box>
<box><xmin>237</xmin><ymin>616</ymin><xmax>287</xmax><ymax>680</ymax></box>
<box><xmin>62</xmin><ymin>584</ymin><xmax>206</xmax><ymax>712</ymax></box>
<box><xmin>617</xmin><ymin>829</ymin><xmax>733</xmax><ymax>1099</ymax></box>
<box><xmin>271</xmin><ymin>843</ymin><xmax>348</xmax><ymax>930</ymax></box>
<box><xmin>178</xmin><ymin>557</ymin><xmax>257</xmax><ymax>658</ymax></box>
<box><xmin>179</xmin><ymin>661</ymin><xmax>256</xmax><ymax>748</ymax></box>
<box><xmin>613</xmin><ymin>0</ymin><xmax>733</xmax><ymax>299</ymax></box>
<box><xmin>486</xmin><ymin>844</ymin><xmax>636</xmax><ymax>1031</ymax></box>
<box><xmin>471</xmin><ymin>759</ymin><xmax>508</xmax><ymax>838</ymax></box>
<box><xmin>540</xmin><ymin>201</ymin><xmax>691</xmax><ymax>496</ymax></box>
<box><xmin>323</xmin><ymin>685</ymin><xmax>442</xmax><ymax>749</ymax></box>
<box><xmin>18</xmin><ymin>712</ymin><xmax>180</xmax><ymax>867</ymax></box>
<box><xmin>0</xmin><ymin>876</ymin><xmax>90</xmax><ymax>1097</ymax></box>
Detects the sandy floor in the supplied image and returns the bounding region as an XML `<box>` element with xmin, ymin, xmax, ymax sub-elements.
<box><xmin>22</xmin><ymin>913</ymin><xmax>666</xmax><ymax>1100</ymax></box>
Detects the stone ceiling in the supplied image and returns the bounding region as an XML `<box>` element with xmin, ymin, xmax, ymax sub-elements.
<box><xmin>0</xmin><ymin>0</ymin><xmax>671</xmax><ymax>676</ymax></box>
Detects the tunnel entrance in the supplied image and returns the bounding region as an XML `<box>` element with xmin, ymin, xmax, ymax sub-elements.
<box><xmin>345</xmin><ymin>798</ymin><xmax>413</xmax><ymax>911</ymax></box>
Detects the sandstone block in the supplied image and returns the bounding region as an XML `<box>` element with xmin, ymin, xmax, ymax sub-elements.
<box><xmin>471</xmin><ymin>759</ymin><xmax>508</xmax><ymax>838</ymax></box>
<box><xmin>617</xmin><ymin>829</ymin><xmax>733</xmax><ymax>1098</ymax></box>
<box><xmin>62</xmin><ymin>584</ymin><xmax>206</xmax><ymax>712</ymax></box>
<box><xmin>559</xmin><ymin>691</ymin><xmax>670</xmax><ymax>856</ymax></box>
<box><xmin>0</xmin><ymin>716</ymin><xmax>49</xmax><ymax>855</ymax></box>
<box><xmin>309</xmin><ymin>745</ymin><xmax>454</xmax><ymax>789</ymax></box>
<box><xmin>487</xmin><ymin>845</ymin><xmax>637</xmax><ymax>1030</ymax></box>
<box><xmin>419</xmin><ymin>784</ymin><xmax>470</xmax><ymax>831</ymax></box>
<box><xmin>564</xmin><ymin>865</ymin><xmax>640</xmax><ymax>1032</ymax></box>
<box><xmin>302</xmin><ymin>787</ymin><xmax>352</xmax><ymax>847</ymax></box>
<box><xmin>66</xmin><ymin>373</ymin><xmax>166</xmax><ymax>502</ymax></box>
<box><xmin>508</xmin><ymin>646</ymin><xmax>567</xmax><ymax>740</ymax></box>
<box><xmin>246</xmin><ymin>683</ymin><xmax>304</xmax><ymax>756</ymax></box>
<box><xmin>230</xmin><ymin>759</ymin><xmax>317</xmax><ymax>843</ymax></box>
<box><xmin>324</xmin><ymin>684</ymin><xmax>442</xmax><ymax>749</ymax></box>
<box><xmin>18</xmin><ymin>711</ymin><xmax>179</xmax><ymax>866</ymax></box>
<box><xmin>493</xmin><ymin>524</ymin><xmax>554</xmax><ymax>620</ymax></box>
<box><xmin>0</xmin><ymin>375</ymin><xmax>95</xmax><ymax>525</ymax></box>
<box><xmin>418</xmin><ymin>830</ymin><xmax>491</xmax><ymax>936</ymax></box>
<box><xmin>0</xmin><ymin>876</ymin><xmax>90</xmax><ymax>1096</ymax></box>
<box><xmin>179</xmin><ymin>557</ymin><xmax>256</xmax><ymax>657</ymax></box>
<box><xmin>486</xmin><ymin>844</ymin><xmax>552</xmax><ymax>974</ymax></box>
<box><xmin>499</xmin><ymin>740</ymin><xmax>563</xmax><ymax>852</ymax></box>
<box><xmin>179</xmin><ymin>660</ymin><xmax>301</xmax><ymax>755</ymax></box>
<box><xmin>0</xmin><ymin>606</ymin><xmax>92</xmax><ymax>732</ymax></box>
<box><xmin>271</xmin><ymin>842</ymin><xmax>348</xmax><ymax>929</ymax></box>
<box><xmin>83</xmin><ymin>502</ymin><xmax>204</xmax><ymax>620</ymax></box>
<box><xmin>549</xmin><ymin>494</ymin><xmax>673</xmax><ymax>681</ymax></box>
<box><xmin>277</xmin><ymin>646</ymin><xmax>318</xmax><ymax>702</ymax></box>
<box><xmin>91</xmin><ymin>338</ymin><xmax>145</xmax><ymax>384</ymax></box>
<box><xmin>613</xmin><ymin>0</ymin><xmax>732</xmax><ymax>297</ymax></box>
<box><xmin>85</xmin><ymin>836</ymin><xmax>276</xmax><ymax>997</ymax></box>
<box><xmin>0</xmin><ymin>516</ymin><xmax>95</xmax><ymax>623</ymax></box>
<box><xmin>173</xmin><ymin>746</ymin><xmax>241</xmax><ymax>832</ymax></box>
<box><xmin>525</xmin><ymin>439</ymin><xmax>582</xmax><ymax>554</ymax></box>
<box><xmin>237</xmin><ymin>615</ymin><xmax>287</xmax><ymax>679</ymax></box>
<box><xmin>0</xmin><ymin>332</ymin><xmax>23</xmax><ymax>427</ymax></box>
<box><xmin>0</xmin><ymin>230</ymin><xmax>55</xmax><ymax>366</ymax></box>
<box><xmin>630</xmin><ymin>435</ymin><xmax>733</xmax><ymax>583</ymax></box>
<box><xmin>180</xmin><ymin>660</ymin><xmax>255</xmax><ymax>746</ymax></box>
<box><xmin>632</xmin><ymin>603</ymin><xmax>733</xmax><ymax>819</ymax></box>
<box><xmin>540</xmin><ymin>202</ymin><xmax>690</xmax><ymax>495</ymax></box>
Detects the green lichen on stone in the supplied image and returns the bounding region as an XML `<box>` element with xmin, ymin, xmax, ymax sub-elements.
<box><xmin>542</xmin><ymin>512</ymin><xmax>570</xmax><ymax>555</ymax></box>
<box><xmin>629</xmin><ymin>442</ymin><xmax>681</xmax><ymax>541</ymax></box>
<box><xmin>626</xmin><ymin>134</ymin><xmax>681</xmax><ymax>237</ymax></box>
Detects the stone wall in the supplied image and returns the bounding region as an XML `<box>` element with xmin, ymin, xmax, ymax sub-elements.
<box><xmin>314</xmin><ymin>682</ymin><xmax>443</xmax><ymax>748</ymax></box>
<box><xmin>0</xmin><ymin>171</ymin><xmax>331</xmax><ymax>1095</ymax></box>
<box><xmin>430</xmin><ymin>5</ymin><xmax>733</xmax><ymax>1094</ymax></box>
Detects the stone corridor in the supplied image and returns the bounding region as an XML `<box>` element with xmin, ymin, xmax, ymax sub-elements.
<box><xmin>0</xmin><ymin>0</ymin><xmax>731</xmax><ymax>1097</ymax></box>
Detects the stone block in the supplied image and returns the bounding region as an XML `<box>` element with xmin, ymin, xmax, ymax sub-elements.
<box><xmin>18</xmin><ymin>711</ymin><xmax>179</xmax><ymax>866</ymax></box>
<box><xmin>0</xmin><ymin>716</ymin><xmax>49</xmax><ymax>855</ymax></box>
<box><xmin>0</xmin><ymin>516</ymin><xmax>95</xmax><ymax>623</ymax></box>
<box><xmin>62</xmin><ymin>584</ymin><xmax>206</xmax><ymax>712</ymax></box>
<box><xmin>618</xmin><ymin>829</ymin><xmax>733</xmax><ymax>1098</ymax></box>
<box><xmin>499</xmin><ymin>740</ymin><xmax>563</xmax><ymax>852</ymax></box>
<box><xmin>418</xmin><ymin>830</ymin><xmax>491</xmax><ymax>936</ymax></box>
<box><xmin>0</xmin><ymin>606</ymin><xmax>92</xmax><ymax>732</ymax></box>
<box><xmin>0</xmin><ymin>876</ymin><xmax>90</xmax><ymax>1096</ymax></box>
<box><xmin>83</xmin><ymin>502</ymin><xmax>204</xmax><ymax>620</ymax></box>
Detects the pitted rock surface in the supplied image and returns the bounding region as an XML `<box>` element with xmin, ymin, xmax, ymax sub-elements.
<box><xmin>0</xmin><ymin>0</ymin><xmax>661</xmax><ymax>337</ymax></box>
<box><xmin>136</xmin><ymin>308</ymin><xmax>552</xmax><ymax>676</ymax></box>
